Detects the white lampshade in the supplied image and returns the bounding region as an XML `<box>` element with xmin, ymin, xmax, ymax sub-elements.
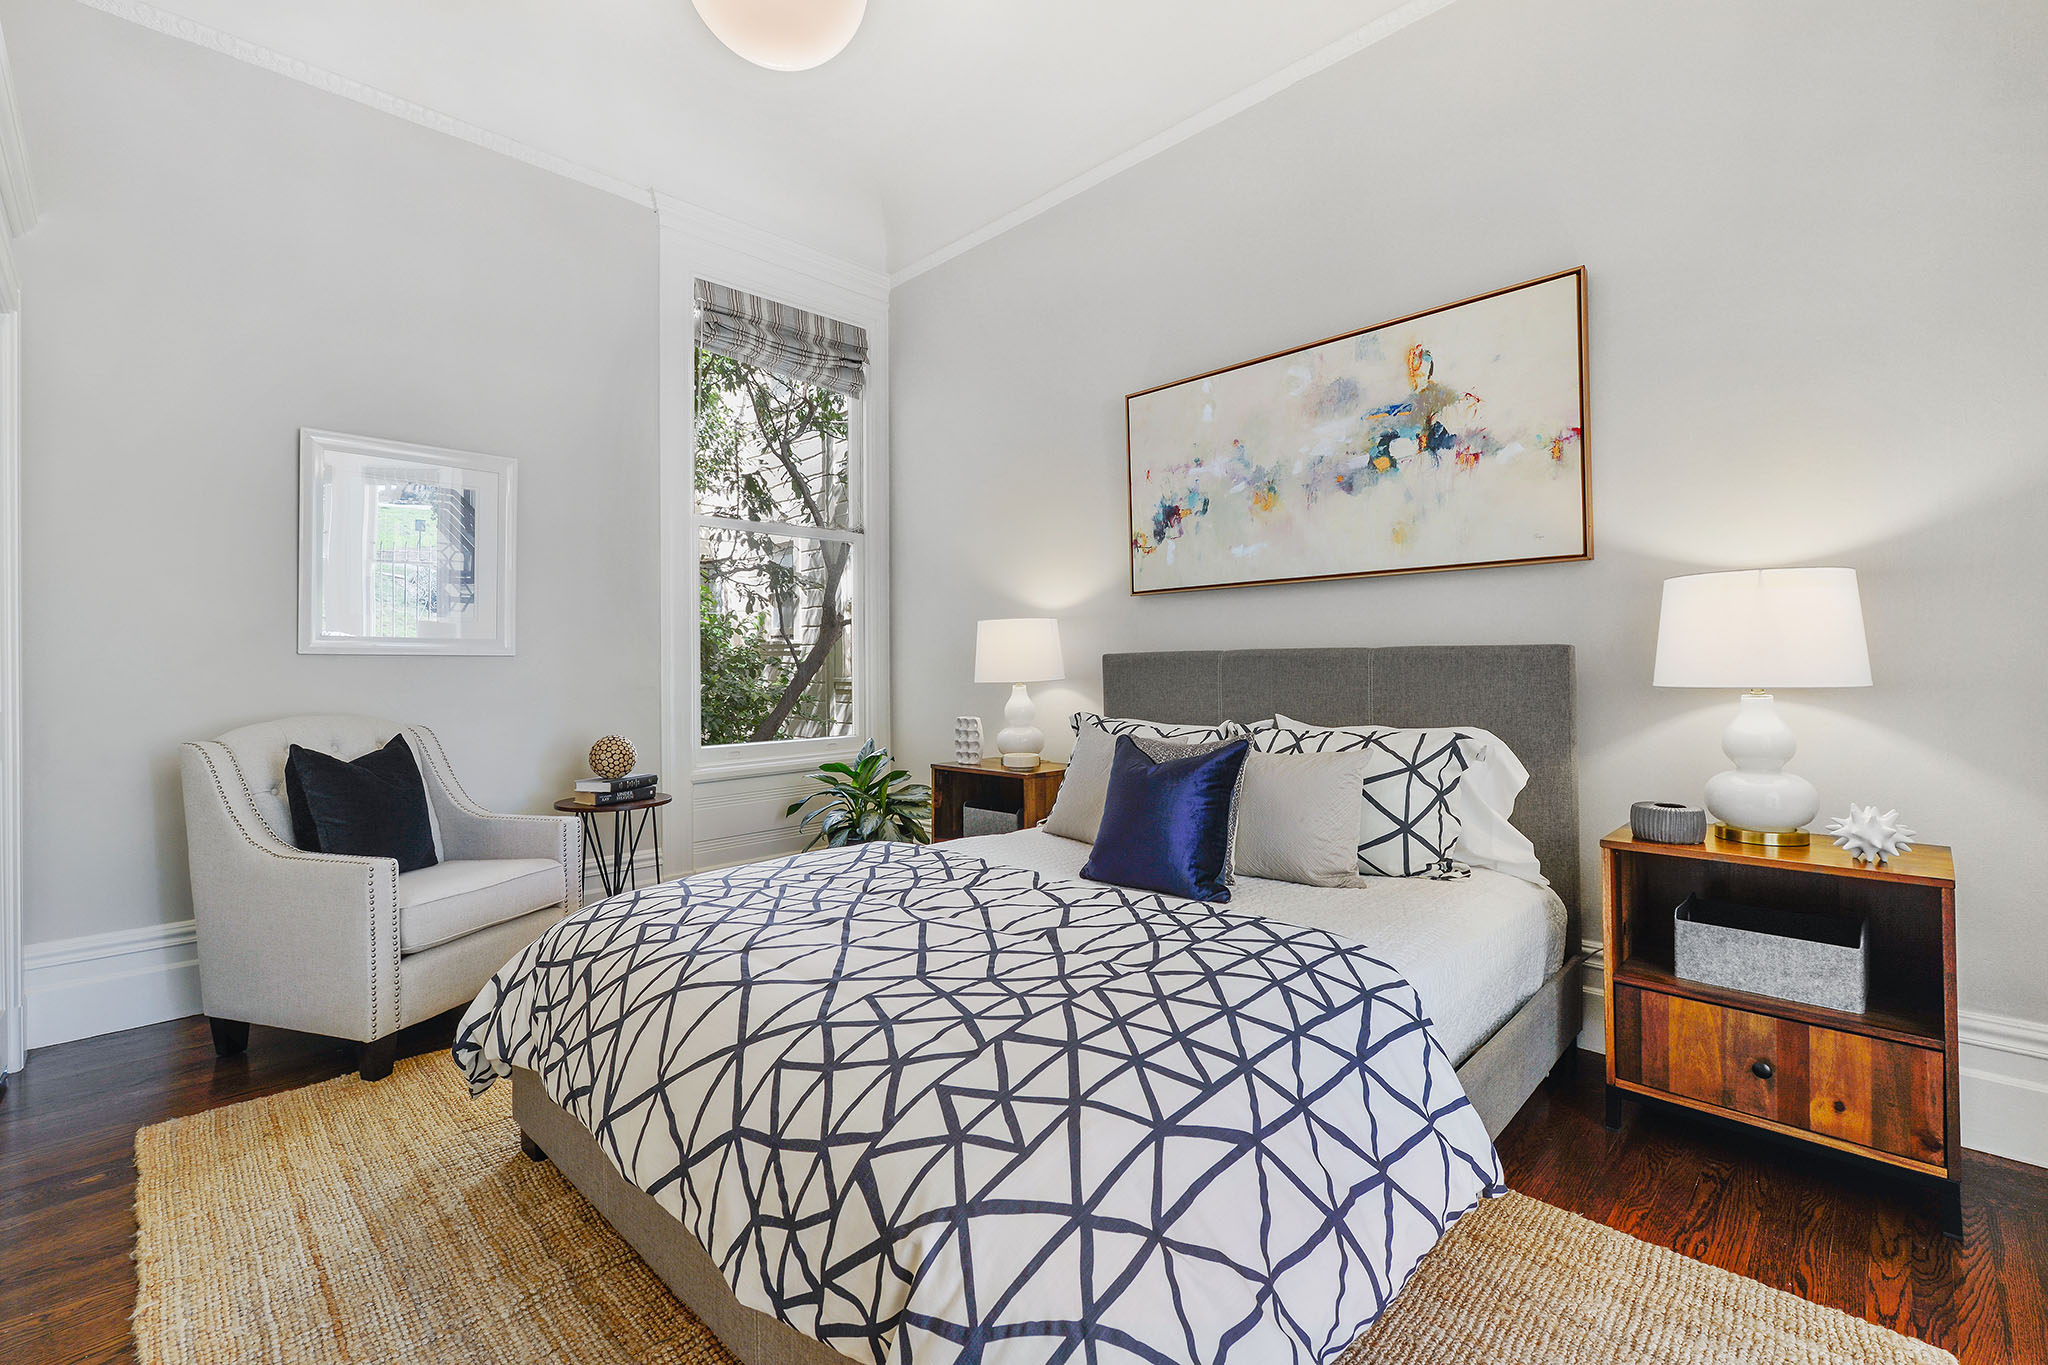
<box><xmin>975</xmin><ymin>618</ymin><xmax>1064</xmax><ymax>685</ymax></box>
<box><xmin>691</xmin><ymin>0</ymin><xmax>866</xmax><ymax>71</ymax></box>
<box><xmin>1654</xmin><ymin>568</ymin><xmax>1872</xmax><ymax>690</ymax></box>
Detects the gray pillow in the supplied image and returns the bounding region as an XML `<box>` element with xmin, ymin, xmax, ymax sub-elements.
<box><xmin>1042</xmin><ymin>722</ymin><xmax>1121</xmax><ymax>843</ymax></box>
<box><xmin>1233</xmin><ymin>749</ymin><xmax>1375</xmax><ymax>887</ymax></box>
<box><xmin>1041</xmin><ymin>714</ymin><xmax>1245</xmax><ymax>844</ymax></box>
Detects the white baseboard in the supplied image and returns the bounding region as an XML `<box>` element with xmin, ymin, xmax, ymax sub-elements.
<box><xmin>1573</xmin><ymin>949</ymin><xmax>2048</xmax><ymax>1170</ymax></box>
<box><xmin>17</xmin><ymin>850</ymin><xmax>679</xmax><ymax>1054</ymax></box>
<box><xmin>23</xmin><ymin>918</ymin><xmax>199</xmax><ymax>1050</ymax></box>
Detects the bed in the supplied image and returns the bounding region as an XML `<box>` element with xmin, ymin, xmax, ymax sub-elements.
<box><xmin>460</xmin><ymin>645</ymin><xmax>1583</xmax><ymax>1365</ymax></box>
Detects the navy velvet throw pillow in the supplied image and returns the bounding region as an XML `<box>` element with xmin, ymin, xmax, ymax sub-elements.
<box><xmin>1081</xmin><ymin>735</ymin><xmax>1249</xmax><ymax>902</ymax></box>
<box><xmin>284</xmin><ymin>734</ymin><xmax>439</xmax><ymax>873</ymax></box>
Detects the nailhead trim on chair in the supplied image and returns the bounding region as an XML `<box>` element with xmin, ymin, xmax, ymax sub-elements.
<box><xmin>217</xmin><ymin>743</ymin><xmax>289</xmax><ymax>847</ymax></box>
<box><xmin>186</xmin><ymin>741</ymin><xmax>400</xmax><ymax>1039</ymax></box>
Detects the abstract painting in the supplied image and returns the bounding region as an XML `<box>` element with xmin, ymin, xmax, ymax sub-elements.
<box><xmin>1126</xmin><ymin>268</ymin><xmax>1589</xmax><ymax>594</ymax></box>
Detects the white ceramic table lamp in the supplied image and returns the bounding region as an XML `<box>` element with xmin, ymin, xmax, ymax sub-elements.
<box><xmin>975</xmin><ymin>618</ymin><xmax>1065</xmax><ymax>769</ymax></box>
<box><xmin>1654</xmin><ymin>568</ymin><xmax>1871</xmax><ymax>845</ymax></box>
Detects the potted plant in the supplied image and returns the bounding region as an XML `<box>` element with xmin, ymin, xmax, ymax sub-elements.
<box><xmin>786</xmin><ymin>740</ymin><xmax>933</xmax><ymax>848</ymax></box>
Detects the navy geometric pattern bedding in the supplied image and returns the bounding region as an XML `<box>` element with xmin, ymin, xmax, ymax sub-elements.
<box><xmin>454</xmin><ymin>842</ymin><xmax>1501</xmax><ymax>1365</ymax></box>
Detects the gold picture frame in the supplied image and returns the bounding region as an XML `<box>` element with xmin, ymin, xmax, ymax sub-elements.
<box><xmin>1125</xmin><ymin>267</ymin><xmax>1591</xmax><ymax>596</ymax></box>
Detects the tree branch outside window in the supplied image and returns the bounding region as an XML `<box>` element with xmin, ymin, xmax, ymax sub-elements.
<box><xmin>695</xmin><ymin>348</ymin><xmax>857</xmax><ymax>746</ymax></box>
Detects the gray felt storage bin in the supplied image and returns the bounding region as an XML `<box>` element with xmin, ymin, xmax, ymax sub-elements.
<box><xmin>1673</xmin><ymin>894</ymin><xmax>1868</xmax><ymax>1014</ymax></box>
<box><xmin>961</xmin><ymin>804</ymin><xmax>1022</xmax><ymax>838</ymax></box>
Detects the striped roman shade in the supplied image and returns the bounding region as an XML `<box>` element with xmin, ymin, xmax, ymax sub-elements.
<box><xmin>694</xmin><ymin>280</ymin><xmax>869</xmax><ymax>397</ymax></box>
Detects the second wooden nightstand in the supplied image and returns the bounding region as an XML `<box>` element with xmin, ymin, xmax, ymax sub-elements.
<box><xmin>1600</xmin><ymin>826</ymin><xmax>1960</xmax><ymax>1236</ymax></box>
<box><xmin>930</xmin><ymin>759</ymin><xmax>1065</xmax><ymax>841</ymax></box>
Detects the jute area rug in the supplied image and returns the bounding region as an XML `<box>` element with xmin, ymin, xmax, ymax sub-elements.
<box><xmin>133</xmin><ymin>1055</ymin><xmax>1954</xmax><ymax>1365</ymax></box>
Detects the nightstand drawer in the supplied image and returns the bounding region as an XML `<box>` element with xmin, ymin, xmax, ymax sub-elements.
<box><xmin>1612</xmin><ymin>985</ymin><xmax>1946</xmax><ymax>1167</ymax></box>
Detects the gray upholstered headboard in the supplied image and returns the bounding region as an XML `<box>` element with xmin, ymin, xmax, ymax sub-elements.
<box><xmin>1102</xmin><ymin>645</ymin><xmax>1580</xmax><ymax>937</ymax></box>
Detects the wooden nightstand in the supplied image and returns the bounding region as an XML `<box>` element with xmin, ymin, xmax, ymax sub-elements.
<box><xmin>1599</xmin><ymin>826</ymin><xmax>1961</xmax><ymax>1236</ymax></box>
<box><xmin>930</xmin><ymin>759</ymin><xmax>1066</xmax><ymax>841</ymax></box>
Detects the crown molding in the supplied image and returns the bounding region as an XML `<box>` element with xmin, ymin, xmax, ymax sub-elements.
<box><xmin>71</xmin><ymin>0</ymin><xmax>1471</xmax><ymax>295</ymax></box>
<box><xmin>71</xmin><ymin>0</ymin><xmax>653</xmax><ymax>209</ymax></box>
<box><xmin>656</xmin><ymin>193</ymin><xmax>890</xmax><ymax>305</ymax></box>
<box><xmin>889</xmin><ymin>0</ymin><xmax>1460</xmax><ymax>286</ymax></box>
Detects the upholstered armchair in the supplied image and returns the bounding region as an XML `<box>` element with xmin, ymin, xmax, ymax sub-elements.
<box><xmin>179</xmin><ymin>716</ymin><xmax>580</xmax><ymax>1079</ymax></box>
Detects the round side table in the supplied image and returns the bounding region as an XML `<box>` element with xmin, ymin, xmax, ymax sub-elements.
<box><xmin>554</xmin><ymin>792</ymin><xmax>671</xmax><ymax>899</ymax></box>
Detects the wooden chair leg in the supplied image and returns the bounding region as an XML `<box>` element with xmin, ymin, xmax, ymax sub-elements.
<box><xmin>359</xmin><ymin>1034</ymin><xmax>397</xmax><ymax>1082</ymax></box>
<box><xmin>519</xmin><ymin>1131</ymin><xmax>548</xmax><ymax>1162</ymax></box>
<box><xmin>208</xmin><ymin>1017</ymin><xmax>250</xmax><ymax>1058</ymax></box>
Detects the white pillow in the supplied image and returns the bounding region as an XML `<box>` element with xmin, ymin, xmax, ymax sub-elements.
<box><xmin>1443</xmin><ymin>728</ymin><xmax>1546</xmax><ymax>885</ymax></box>
<box><xmin>1233</xmin><ymin>749</ymin><xmax>1374</xmax><ymax>887</ymax></box>
<box><xmin>1041</xmin><ymin>713</ymin><xmax>1247</xmax><ymax>844</ymax></box>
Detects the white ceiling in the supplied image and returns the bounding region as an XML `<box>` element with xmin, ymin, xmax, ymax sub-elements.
<box><xmin>89</xmin><ymin>0</ymin><xmax>1444</xmax><ymax>275</ymax></box>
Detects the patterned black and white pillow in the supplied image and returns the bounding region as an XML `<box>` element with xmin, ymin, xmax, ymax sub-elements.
<box><xmin>1071</xmin><ymin>713</ymin><xmax>1246</xmax><ymax>744</ymax></box>
<box><xmin>1252</xmin><ymin>716</ymin><xmax>1472</xmax><ymax>877</ymax></box>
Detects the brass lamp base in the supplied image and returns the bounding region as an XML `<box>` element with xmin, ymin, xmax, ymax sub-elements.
<box><xmin>1712</xmin><ymin>823</ymin><xmax>1811</xmax><ymax>848</ymax></box>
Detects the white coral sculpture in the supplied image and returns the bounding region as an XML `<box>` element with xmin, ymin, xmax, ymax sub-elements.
<box><xmin>1826</xmin><ymin>804</ymin><xmax>1916</xmax><ymax>863</ymax></box>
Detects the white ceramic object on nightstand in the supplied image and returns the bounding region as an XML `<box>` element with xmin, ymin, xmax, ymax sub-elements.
<box><xmin>953</xmin><ymin>716</ymin><xmax>983</xmax><ymax>764</ymax></box>
<box><xmin>1826</xmin><ymin>804</ymin><xmax>1916</xmax><ymax>862</ymax></box>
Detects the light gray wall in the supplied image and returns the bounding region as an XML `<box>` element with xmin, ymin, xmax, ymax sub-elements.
<box><xmin>8</xmin><ymin>0</ymin><xmax>659</xmax><ymax>946</ymax></box>
<box><xmin>890</xmin><ymin>0</ymin><xmax>2048</xmax><ymax>1025</ymax></box>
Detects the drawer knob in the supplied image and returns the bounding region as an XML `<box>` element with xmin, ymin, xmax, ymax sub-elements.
<box><xmin>1751</xmin><ymin>1060</ymin><xmax>1775</xmax><ymax>1080</ymax></box>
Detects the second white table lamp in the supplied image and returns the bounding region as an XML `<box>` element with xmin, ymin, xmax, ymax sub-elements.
<box><xmin>1653</xmin><ymin>567</ymin><xmax>1871</xmax><ymax>845</ymax></box>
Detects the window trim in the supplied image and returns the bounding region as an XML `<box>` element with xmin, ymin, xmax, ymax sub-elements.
<box><xmin>655</xmin><ymin>198</ymin><xmax>892</xmax><ymax>840</ymax></box>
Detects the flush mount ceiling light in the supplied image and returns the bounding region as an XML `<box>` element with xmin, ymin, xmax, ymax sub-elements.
<box><xmin>691</xmin><ymin>0</ymin><xmax>867</xmax><ymax>72</ymax></box>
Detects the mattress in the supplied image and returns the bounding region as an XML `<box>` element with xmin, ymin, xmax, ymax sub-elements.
<box><xmin>947</xmin><ymin>827</ymin><xmax>1568</xmax><ymax>1064</ymax></box>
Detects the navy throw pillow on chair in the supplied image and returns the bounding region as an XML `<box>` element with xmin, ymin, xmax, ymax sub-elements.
<box><xmin>1081</xmin><ymin>735</ymin><xmax>1249</xmax><ymax>902</ymax></box>
<box><xmin>284</xmin><ymin>734</ymin><xmax>439</xmax><ymax>873</ymax></box>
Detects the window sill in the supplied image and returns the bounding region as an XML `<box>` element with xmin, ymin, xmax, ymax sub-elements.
<box><xmin>691</xmin><ymin>741</ymin><xmax>863</xmax><ymax>785</ymax></box>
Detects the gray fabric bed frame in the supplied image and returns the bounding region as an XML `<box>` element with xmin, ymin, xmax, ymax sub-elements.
<box><xmin>513</xmin><ymin>644</ymin><xmax>1584</xmax><ymax>1365</ymax></box>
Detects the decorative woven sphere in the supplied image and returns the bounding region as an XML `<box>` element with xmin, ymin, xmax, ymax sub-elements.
<box><xmin>587</xmin><ymin>735</ymin><xmax>636</xmax><ymax>780</ymax></box>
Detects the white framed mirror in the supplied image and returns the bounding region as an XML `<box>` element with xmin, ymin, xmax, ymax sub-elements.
<box><xmin>298</xmin><ymin>429</ymin><xmax>517</xmax><ymax>655</ymax></box>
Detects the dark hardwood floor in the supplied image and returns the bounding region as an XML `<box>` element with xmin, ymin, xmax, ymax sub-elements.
<box><xmin>3</xmin><ymin>1024</ymin><xmax>2044</xmax><ymax>1364</ymax></box>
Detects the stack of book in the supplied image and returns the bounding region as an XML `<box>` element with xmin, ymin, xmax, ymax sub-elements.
<box><xmin>568</xmin><ymin>772</ymin><xmax>658</xmax><ymax>807</ymax></box>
